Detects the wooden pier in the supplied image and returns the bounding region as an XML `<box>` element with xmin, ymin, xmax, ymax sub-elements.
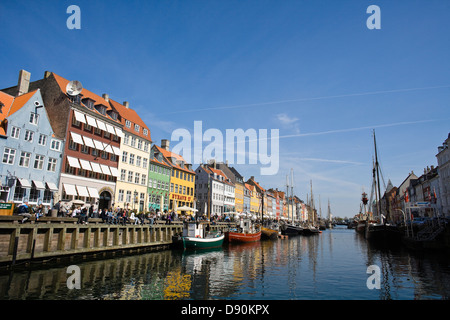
<box><xmin>0</xmin><ymin>216</ymin><xmax>232</xmax><ymax>268</ymax></box>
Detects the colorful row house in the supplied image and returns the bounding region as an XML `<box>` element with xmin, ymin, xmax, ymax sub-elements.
<box><xmin>0</xmin><ymin>84</ymin><xmax>63</xmax><ymax>207</ymax></box>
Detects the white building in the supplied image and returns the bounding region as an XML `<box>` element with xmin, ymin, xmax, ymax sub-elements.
<box><xmin>436</xmin><ymin>133</ymin><xmax>450</xmax><ymax>217</ymax></box>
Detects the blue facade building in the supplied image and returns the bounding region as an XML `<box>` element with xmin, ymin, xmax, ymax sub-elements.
<box><xmin>0</xmin><ymin>88</ymin><xmax>64</xmax><ymax>209</ymax></box>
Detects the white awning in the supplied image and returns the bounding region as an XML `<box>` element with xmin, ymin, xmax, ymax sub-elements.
<box><xmin>114</xmin><ymin>127</ymin><xmax>124</xmax><ymax>138</ymax></box>
<box><xmin>67</xmin><ymin>156</ymin><xmax>80</xmax><ymax>168</ymax></box>
<box><xmin>76</xmin><ymin>185</ymin><xmax>90</xmax><ymax>197</ymax></box>
<box><xmin>87</xmin><ymin>187</ymin><xmax>99</xmax><ymax>198</ymax></box>
<box><xmin>73</xmin><ymin>110</ymin><xmax>86</xmax><ymax>123</ymax></box>
<box><xmin>90</xmin><ymin>162</ymin><xmax>102</xmax><ymax>173</ymax></box>
<box><xmin>45</xmin><ymin>182</ymin><xmax>59</xmax><ymax>191</ymax></box>
<box><xmin>103</xmin><ymin>144</ymin><xmax>113</xmax><ymax>154</ymax></box>
<box><xmin>70</xmin><ymin>132</ymin><xmax>84</xmax><ymax>145</ymax></box>
<box><xmin>32</xmin><ymin>180</ymin><xmax>45</xmax><ymax>190</ymax></box>
<box><xmin>79</xmin><ymin>159</ymin><xmax>92</xmax><ymax>171</ymax></box>
<box><xmin>100</xmin><ymin>164</ymin><xmax>111</xmax><ymax>175</ymax></box>
<box><xmin>63</xmin><ymin>183</ymin><xmax>78</xmax><ymax>196</ymax></box>
<box><xmin>82</xmin><ymin>136</ymin><xmax>95</xmax><ymax>148</ymax></box>
<box><xmin>96</xmin><ymin>119</ymin><xmax>107</xmax><ymax>131</ymax></box>
<box><xmin>105</xmin><ymin>123</ymin><xmax>116</xmax><ymax>135</ymax></box>
<box><xmin>112</xmin><ymin>146</ymin><xmax>121</xmax><ymax>156</ymax></box>
<box><xmin>85</xmin><ymin>115</ymin><xmax>98</xmax><ymax>128</ymax></box>
<box><xmin>93</xmin><ymin>139</ymin><xmax>104</xmax><ymax>150</ymax></box>
<box><xmin>109</xmin><ymin>166</ymin><xmax>119</xmax><ymax>177</ymax></box>
<box><xmin>18</xmin><ymin>178</ymin><xmax>31</xmax><ymax>188</ymax></box>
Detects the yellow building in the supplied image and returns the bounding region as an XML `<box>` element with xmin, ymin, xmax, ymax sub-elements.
<box><xmin>246</xmin><ymin>184</ymin><xmax>259</xmax><ymax>214</ymax></box>
<box><xmin>109</xmin><ymin>99</ymin><xmax>152</xmax><ymax>212</ymax></box>
<box><xmin>234</xmin><ymin>182</ymin><xmax>244</xmax><ymax>213</ymax></box>
<box><xmin>153</xmin><ymin>140</ymin><xmax>196</xmax><ymax>211</ymax></box>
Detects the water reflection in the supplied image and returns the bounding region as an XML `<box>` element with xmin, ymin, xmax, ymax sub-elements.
<box><xmin>0</xmin><ymin>228</ymin><xmax>449</xmax><ymax>300</ymax></box>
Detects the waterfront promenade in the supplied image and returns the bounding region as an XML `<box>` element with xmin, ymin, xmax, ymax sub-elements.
<box><xmin>0</xmin><ymin>216</ymin><xmax>231</xmax><ymax>268</ymax></box>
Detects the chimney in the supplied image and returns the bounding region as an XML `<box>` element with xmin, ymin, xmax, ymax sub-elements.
<box><xmin>102</xmin><ymin>94</ymin><xmax>109</xmax><ymax>102</ymax></box>
<box><xmin>123</xmin><ymin>101</ymin><xmax>129</xmax><ymax>109</ymax></box>
<box><xmin>44</xmin><ymin>71</ymin><xmax>51</xmax><ymax>79</ymax></box>
<box><xmin>161</xmin><ymin>139</ymin><xmax>170</xmax><ymax>151</ymax></box>
<box><xmin>17</xmin><ymin>70</ymin><xmax>31</xmax><ymax>96</ymax></box>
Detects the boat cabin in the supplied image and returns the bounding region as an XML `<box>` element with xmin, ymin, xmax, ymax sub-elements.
<box><xmin>183</xmin><ymin>222</ymin><xmax>210</xmax><ymax>238</ymax></box>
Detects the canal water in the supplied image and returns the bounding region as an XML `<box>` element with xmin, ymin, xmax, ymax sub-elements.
<box><xmin>1</xmin><ymin>226</ymin><xmax>449</xmax><ymax>300</ymax></box>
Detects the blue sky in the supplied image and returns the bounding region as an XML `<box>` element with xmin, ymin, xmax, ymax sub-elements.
<box><xmin>1</xmin><ymin>0</ymin><xmax>449</xmax><ymax>218</ymax></box>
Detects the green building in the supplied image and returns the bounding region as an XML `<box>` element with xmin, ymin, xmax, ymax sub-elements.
<box><xmin>148</xmin><ymin>148</ymin><xmax>171</xmax><ymax>212</ymax></box>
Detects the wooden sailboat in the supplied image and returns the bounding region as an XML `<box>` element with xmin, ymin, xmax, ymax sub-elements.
<box><xmin>303</xmin><ymin>180</ymin><xmax>320</xmax><ymax>235</ymax></box>
<box><xmin>280</xmin><ymin>169</ymin><xmax>303</xmax><ymax>236</ymax></box>
<box><xmin>364</xmin><ymin>130</ymin><xmax>402</xmax><ymax>244</ymax></box>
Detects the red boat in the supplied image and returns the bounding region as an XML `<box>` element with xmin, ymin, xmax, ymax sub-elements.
<box><xmin>225</xmin><ymin>218</ymin><xmax>261</xmax><ymax>243</ymax></box>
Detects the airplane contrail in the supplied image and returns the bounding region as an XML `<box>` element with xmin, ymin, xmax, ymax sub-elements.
<box><xmin>164</xmin><ymin>84</ymin><xmax>450</xmax><ymax>114</ymax></box>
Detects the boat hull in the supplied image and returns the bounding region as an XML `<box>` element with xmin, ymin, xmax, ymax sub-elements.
<box><xmin>356</xmin><ymin>221</ymin><xmax>366</xmax><ymax>234</ymax></box>
<box><xmin>183</xmin><ymin>234</ymin><xmax>225</xmax><ymax>249</ymax></box>
<box><xmin>261</xmin><ymin>227</ymin><xmax>279</xmax><ymax>240</ymax></box>
<box><xmin>365</xmin><ymin>223</ymin><xmax>402</xmax><ymax>245</ymax></box>
<box><xmin>302</xmin><ymin>227</ymin><xmax>320</xmax><ymax>235</ymax></box>
<box><xmin>281</xmin><ymin>224</ymin><xmax>302</xmax><ymax>236</ymax></box>
<box><xmin>226</xmin><ymin>230</ymin><xmax>261</xmax><ymax>243</ymax></box>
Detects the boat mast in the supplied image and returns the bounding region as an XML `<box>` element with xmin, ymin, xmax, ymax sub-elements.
<box><xmin>310</xmin><ymin>180</ymin><xmax>315</xmax><ymax>225</ymax></box>
<box><xmin>373</xmin><ymin>130</ymin><xmax>383</xmax><ymax>223</ymax></box>
<box><xmin>286</xmin><ymin>174</ymin><xmax>290</xmax><ymax>223</ymax></box>
<box><xmin>290</xmin><ymin>168</ymin><xmax>294</xmax><ymax>224</ymax></box>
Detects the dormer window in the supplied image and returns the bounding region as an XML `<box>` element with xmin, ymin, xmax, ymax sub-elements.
<box><xmin>96</xmin><ymin>105</ymin><xmax>106</xmax><ymax>115</ymax></box>
<box><xmin>109</xmin><ymin>111</ymin><xmax>118</xmax><ymax>120</ymax></box>
<box><xmin>69</xmin><ymin>95</ymin><xmax>81</xmax><ymax>105</ymax></box>
<box><xmin>134</xmin><ymin>124</ymin><xmax>140</xmax><ymax>133</ymax></box>
<box><xmin>82</xmin><ymin>98</ymin><xmax>95</xmax><ymax>109</ymax></box>
<box><xmin>125</xmin><ymin>120</ymin><xmax>131</xmax><ymax>128</ymax></box>
<box><xmin>143</xmin><ymin>128</ymin><xmax>148</xmax><ymax>136</ymax></box>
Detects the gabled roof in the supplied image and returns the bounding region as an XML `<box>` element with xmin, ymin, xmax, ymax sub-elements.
<box><xmin>108</xmin><ymin>98</ymin><xmax>151</xmax><ymax>142</ymax></box>
<box><xmin>7</xmin><ymin>90</ymin><xmax>38</xmax><ymax>117</ymax></box>
<box><xmin>51</xmin><ymin>72</ymin><xmax>120</xmax><ymax>124</ymax></box>
<box><xmin>0</xmin><ymin>90</ymin><xmax>39</xmax><ymax>136</ymax></box>
<box><xmin>0</xmin><ymin>91</ymin><xmax>15</xmax><ymax>136</ymax></box>
<box><xmin>153</xmin><ymin>144</ymin><xmax>195</xmax><ymax>174</ymax></box>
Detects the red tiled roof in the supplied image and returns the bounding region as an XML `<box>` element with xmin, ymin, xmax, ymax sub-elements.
<box><xmin>108</xmin><ymin>98</ymin><xmax>151</xmax><ymax>142</ymax></box>
<box><xmin>0</xmin><ymin>91</ymin><xmax>15</xmax><ymax>136</ymax></box>
<box><xmin>51</xmin><ymin>72</ymin><xmax>120</xmax><ymax>124</ymax></box>
<box><xmin>153</xmin><ymin>145</ymin><xmax>195</xmax><ymax>174</ymax></box>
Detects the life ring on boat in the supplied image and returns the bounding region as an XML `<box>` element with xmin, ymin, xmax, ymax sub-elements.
<box><xmin>195</xmin><ymin>235</ymin><xmax>200</xmax><ymax>238</ymax></box>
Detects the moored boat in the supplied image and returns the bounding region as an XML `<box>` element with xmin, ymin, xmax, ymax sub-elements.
<box><xmin>261</xmin><ymin>226</ymin><xmax>279</xmax><ymax>240</ymax></box>
<box><xmin>225</xmin><ymin>217</ymin><xmax>261</xmax><ymax>243</ymax></box>
<box><xmin>302</xmin><ymin>224</ymin><xmax>320</xmax><ymax>235</ymax></box>
<box><xmin>181</xmin><ymin>221</ymin><xmax>225</xmax><ymax>250</ymax></box>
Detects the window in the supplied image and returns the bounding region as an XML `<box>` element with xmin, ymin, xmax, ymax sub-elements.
<box><xmin>127</xmin><ymin>171</ymin><xmax>133</xmax><ymax>183</ymax></box>
<box><xmin>124</xmin><ymin>134</ymin><xmax>129</xmax><ymax>145</ymax></box>
<box><xmin>170</xmin><ymin>183</ymin><xmax>174</xmax><ymax>192</ymax></box>
<box><xmin>10</xmin><ymin>126</ymin><xmax>20</xmax><ymax>139</ymax></box>
<box><xmin>101</xmin><ymin>151</ymin><xmax>108</xmax><ymax>160</ymax></box>
<box><xmin>50</xmin><ymin>139</ymin><xmax>61</xmax><ymax>151</ymax></box>
<box><xmin>118</xmin><ymin>190</ymin><xmax>124</xmax><ymax>202</ymax></box>
<box><xmin>2</xmin><ymin>148</ymin><xmax>16</xmax><ymax>165</ymax></box>
<box><xmin>29</xmin><ymin>112</ymin><xmax>39</xmax><ymax>125</ymax></box>
<box><xmin>68</xmin><ymin>138</ymin><xmax>77</xmax><ymax>151</ymax></box>
<box><xmin>131</xmin><ymin>136</ymin><xmax>136</xmax><ymax>147</ymax></box>
<box><xmin>137</xmin><ymin>139</ymin><xmax>142</xmax><ymax>149</ymax></box>
<box><xmin>72</xmin><ymin>115</ymin><xmax>80</xmax><ymax>127</ymax></box>
<box><xmin>38</xmin><ymin>134</ymin><xmax>47</xmax><ymax>146</ymax></box>
<box><xmin>19</xmin><ymin>151</ymin><xmax>31</xmax><ymax>167</ymax></box>
<box><xmin>135</xmin><ymin>173</ymin><xmax>140</xmax><ymax>184</ymax></box>
<box><xmin>47</xmin><ymin>158</ymin><xmax>57</xmax><ymax>172</ymax></box>
<box><xmin>81</xmin><ymin>145</ymin><xmax>89</xmax><ymax>154</ymax></box>
<box><xmin>24</xmin><ymin>130</ymin><xmax>34</xmax><ymax>142</ymax></box>
<box><xmin>126</xmin><ymin>191</ymin><xmax>132</xmax><ymax>203</ymax></box>
<box><xmin>125</xmin><ymin>120</ymin><xmax>131</xmax><ymax>128</ymax></box>
<box><xmin>148</xmin><ymin>178</ymin><xmax>152</xmax><ymax>188</ymax></box>
<box><xmin>34</xmin><ymin>155</ymin><xmax>45</xmax><ymax>170</ymax></box>
<box><xmin>122</xmin><ymin>151</ymin><xmax>128</xmax><ymax>163</ymax></box>
<box><xmin>136</xmin><ymin>156</ymin><xmax>141</xmax><ymax>167</ymax></box>
<box><xmin>141</xmin><ymin>174</ymin><xmax>146</xmax><ymax>186</ymax></box>
<box><xmin>129</xmin><ymin>154</ymin><xmax>135</xmax><ymax>165</ymax></box>
<box><xmin>144</xmin><ymin>141</ymin><xmax>149</xmax><ymax>152</ymax></box>
<box><xmin>134</xmin><ymin>124</ymin><xmax>140</xmax><ymax>133</ymax></box>
<box><xmin>143</xmin><ymin>158</ymin><xmax>148</xmax><ymax>169</ymax></box>
<box><xmin>84</xmin><ymin>123</ymin><xmax>92</xmax><ymax>132</ymax></box>
<box><xmin>120</xmin><ymin>169</ymin><xmax>126</xmax><ymax>181</ymax></box>
<box><xmin>143</xmin><ymin>128</ymin><xmax>148</xmax><ymax>136</ymax></box>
